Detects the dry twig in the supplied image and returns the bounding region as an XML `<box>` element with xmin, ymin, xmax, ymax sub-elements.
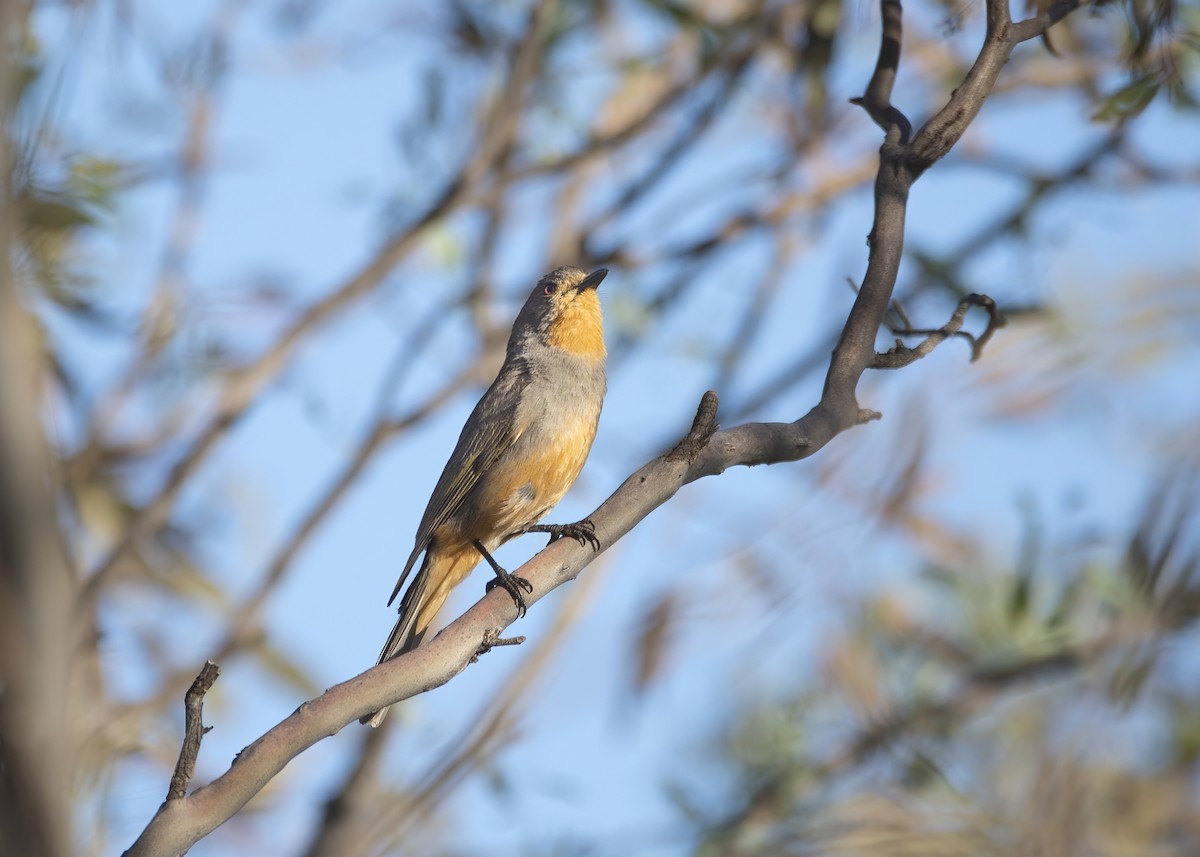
<box><xmin>166</xmin><ymin>661</ymin><xmax>220</xmax><ymax>802</ymax></box>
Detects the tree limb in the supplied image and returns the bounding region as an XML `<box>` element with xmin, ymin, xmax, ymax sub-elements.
<box><xmin>122</xmin><ymin>393</ymin><xmax>720</xmax><ymax>857</ymax></box>
<box><xmin>910</xmin><ymin>0</ymin><xmax>1089</xmax><ymax>174</ymax></box>
<box><xmin>120</xmin><ymin>0</ymin><xmax>1092</xmax><ymax>850</ymax></box>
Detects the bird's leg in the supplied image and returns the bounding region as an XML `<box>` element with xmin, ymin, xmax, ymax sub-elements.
<box><xmin>475</xmin><ymin>540</ymin><xmax>533</xmax><ymax>617</ymax></box>
<box><xmin>524</xmin><ymin>519</ymin><xmax>600</xmax><ymax>551</ymax></box>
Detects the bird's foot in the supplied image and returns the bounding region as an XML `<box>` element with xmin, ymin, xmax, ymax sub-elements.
<box><xmin>474</xmin><ymin>539</ymin><xmax>533</xmax><ymax>617</ymax></box>
<box><xmin>484</xmin><ymin>569</ymin><xmax>533</xmax><ymax>617</ymax></box>
<box><xmin>525</xmin><ymin>519</ymin><xmax>600</xmax><ymax>551</ymax></box>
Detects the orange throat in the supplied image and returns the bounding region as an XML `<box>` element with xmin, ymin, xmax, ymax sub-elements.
<box><xmin>546</xmin><ymin>293</ymin><xmax>606</xmax><ymax>361</ymax></box>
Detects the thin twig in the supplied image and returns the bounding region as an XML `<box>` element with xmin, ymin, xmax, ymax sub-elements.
<box><xmin>871</xmin><ymin>293</ymin><xmax>1007</xmax><ymax>368</ymax></box>
<box><xmin>166</xmin><ymin>661</ymin><xmax>220</xmax><ymax>802</ymax></box>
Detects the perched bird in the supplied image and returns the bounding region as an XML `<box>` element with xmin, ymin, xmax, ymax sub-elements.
<box><xmin>363</xmin><ymin>266</ymin><xmax>608</xmax><ymax>727</ymax></box>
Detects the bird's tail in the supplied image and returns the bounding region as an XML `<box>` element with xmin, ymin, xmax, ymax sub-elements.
<box><xmin>361</xmin><ymin>547</ymin><xmax>477</xmax><ymax>727</ymax></box>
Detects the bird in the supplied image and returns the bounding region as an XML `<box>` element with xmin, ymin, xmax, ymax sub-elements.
<box><xmin>362</xmin><ymin>265</ymin><xmax>608</xmax><ymax>727</ymax></box>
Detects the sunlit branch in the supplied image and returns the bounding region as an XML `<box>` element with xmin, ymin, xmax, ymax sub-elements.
<box><xmin>119</xmin><ymin>0</ymin><xmax>1094</xmax><ymax>851</ymax></box>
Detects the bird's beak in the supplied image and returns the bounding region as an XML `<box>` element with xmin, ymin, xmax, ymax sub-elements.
<box><xmin>577</xmin><ymin>268</ymin><xmax>608</xmax><ymax>292</ymax></box>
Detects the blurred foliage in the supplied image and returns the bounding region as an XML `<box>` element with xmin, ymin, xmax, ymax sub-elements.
<box><xmin>8</xmin><ymin>38</ymin><xmax>128</xmax><ymax>320</ymax></box>
<box><xmin>684</xmin><ymin>473</ymin><xmax>1200</xmax><ymax>856</ymax></box>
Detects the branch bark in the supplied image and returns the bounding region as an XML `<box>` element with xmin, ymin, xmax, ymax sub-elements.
<box><xmin>123</xmin><ymin>395</ymin><xmax>724</xmax><ymax>857</ymax></box>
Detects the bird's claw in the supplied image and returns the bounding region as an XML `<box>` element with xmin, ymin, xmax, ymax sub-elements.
<box><xmin>485</xmin><ymin>570</ymin><xmax>533</xmax><ymax>617</ymax></box>
<box><xmin>528</xmin><ymin>519</ymin><xmax>600</xmax><ymax>551</ymax></box>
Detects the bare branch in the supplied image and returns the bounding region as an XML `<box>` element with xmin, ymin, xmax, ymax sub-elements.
<box><xmin>871</xmin><ymin>293</ymin><xmax>1007</xmax><ymax>368</ymax></box>
<box><xmin>909</xmin><ymin>0</ymin><xmax>1088</xmax><ymax>174</ymax></box>
<box><xmin>108</xmin><ymin>364</ymin><xmax>479</xmax><ymax>721</ymax></box>
<box><xmin>908</xmin><ymin>0</ymin><xmax>1016</xmax><ymax>173</ymax></box>
<box><xmin>1013</xmin><ymin>0</ymin><xmax>1086</xmax><ymax>44</ymax></box>
<box><xmin>121</xmin><ymin>395</ymin><xmax>728</xmax><ymax>857</ymax></box>
<box><xmin>849</xmin><ymin>0</ymin><xmax>913</xmax><ymax>144</ymax></box>
<box><xmin>726</xmin><ymin>129</ymin><xmax>1127</xmax><ymax>421</ymax></box>
<box><xmin>118</xmin><ymin>0</ymin><xmax>1101</xmax><ymax>849</ymax></box>
<box><xmin>471</xmin><ymin>630</ymin><xmax>527</xmax><ymax>660</ymax></box>
<box><xmin>166</xmin><ymin>661</ymin><xmax>220</xmax><ymax>802</ymax></box>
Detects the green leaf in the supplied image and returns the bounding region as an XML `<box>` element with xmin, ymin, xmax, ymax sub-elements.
<box><xmin>1092</xmin><ymin>73</ymin><xmax>1161</xmax><ymax>122</ymax></box>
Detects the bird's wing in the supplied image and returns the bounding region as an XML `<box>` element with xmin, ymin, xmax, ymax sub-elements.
<box><xmin>388</xmin><ymin>361</ymin><xmax>529</xmax><ymax>605</ymax></box>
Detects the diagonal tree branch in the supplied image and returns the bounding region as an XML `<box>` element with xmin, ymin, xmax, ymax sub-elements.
<box><xmin>121</xmin><ymin>393</ymin><xmax>720</xmax><ymax>857</ymax></box>
<box><xmin>362</xmin><ymin>550</ymin><xmax>612</xmax><ymax>854</ymax></box>
<box><xmin>910</xmin><ymin>0</ymin><xmax>1089</xmax><ymax>175</ymax></box>
<box><xmin>107</xmin><ymin>363</ymin><xmax>480</xmax><ymax>724</ymax></box>
<box><xmin>120</xmin><ymin>0</ymin><xmax>1090</xmax><ymax>852</ymax></box>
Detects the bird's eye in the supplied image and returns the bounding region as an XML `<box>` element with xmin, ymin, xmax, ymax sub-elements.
<box><xmin>543</xmin><ymin>284</ymin><xmax>556</xmax><ymax>296</ymax></box>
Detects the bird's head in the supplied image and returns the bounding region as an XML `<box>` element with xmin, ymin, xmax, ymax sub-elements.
<box><xmin>512</xmin><ymin>266</ymin><xmax>607</xmax><ymax>361</ymax></box>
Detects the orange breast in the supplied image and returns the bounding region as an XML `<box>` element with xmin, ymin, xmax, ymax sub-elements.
<box><xmin>473</xmin><ymin>412</ymin><xmax>599</xmax><ymax>540</ymax></box>
<box><xmin>546</xmin><ymin>291</ymin><xmax>605</xmax><ymax>361</ymax></box>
